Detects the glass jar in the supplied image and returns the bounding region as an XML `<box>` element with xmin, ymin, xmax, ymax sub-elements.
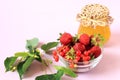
<box><xmin>76</xmin><ymin>4</ymin><xmax>113</xmax><ymax>44</ymax></box>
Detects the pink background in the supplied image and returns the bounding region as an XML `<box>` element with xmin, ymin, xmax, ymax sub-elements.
<box><xmin>0</xmin><ymin>0</ymin><xmax>120</xmax><ymax>80</ymax></box>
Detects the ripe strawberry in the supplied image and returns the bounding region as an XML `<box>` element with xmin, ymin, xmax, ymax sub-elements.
<box><xmin>79</xmin><ymin>33</ymin><xmax>90</xmax><ymax>45</ymax></box>
<box><xmin>73</xmin><ymin>43</ymin><xmax>85</xmax><ymax>52</ymax></box>
<box><xmin>90</xmin><ymin>46</ymin><xmax>101</xmax><ymax>58</ymax></box>
<box><xmin>60</xmin><ymin>32</ymin><xmax>73</xmax><ymax>45</ymax></box>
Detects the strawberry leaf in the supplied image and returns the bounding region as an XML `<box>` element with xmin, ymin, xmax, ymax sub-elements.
<box><xmin>54</xmin><ymin>65</ymin><xmax>77</xmax><ymax>78</ymax></box>
<box><xmin>41</xmin><ymin>42</ymin><xmax>59</xmax><ymax>52</ymax></box>
<box><xmin>17</xmin><ymin>61</ymin><xmax>24</xmax><ymax>80</ymax></box>
<box><xmin>35</xmin><ymin>70</ymin><xmax>64</xmax><ymax>80</ymax></box>
<box><xmin>55</xmin><ymin>70</ymin><xmax>64</xmax><ymax>80</ymax></box>
<box><xmin>17</xmin><ymin>57</ymin><xmax>34</xmax><ymax>80</ymax></box>
<box><xmin>15</xmin><ymin>52</ymin><xmax>29</xmax><ymax>58</ymax></box>
<box><xmin>35</xmin><ymin>74</ymin><xmax>56</xmax><ymax>80</ymax></box>
<box><xmin>4</xmin><ymin>57</ymin><xmax>17</xmax><ymax>72</ymax></box>
<box><xmin>22</xmin><ymin>57</ymin><xmax>34</xmax><ymax>74</ymax></box>
<box><xmin>26</xmin><ymin>38</ymin><xmax>39</xmax><ymax>50</ymax></box>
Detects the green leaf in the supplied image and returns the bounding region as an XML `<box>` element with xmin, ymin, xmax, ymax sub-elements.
<box><xmin>17</xmin><ymin>57</ymin><xmax>34</xmax><ymax>80</ymax></box>
<box><xmin>55</xmin><ymin>70</ymin><xmax>64</xmax><ymax>80</ymax></box>
<box><xmin>22</xmin><ymin>57</ymin><xmax>34</xmax><ymax>74</ymax></box>
<box><xmin>35</xmin><ymin>70</ymin><xmax>64</xmax><ymax>80</ymax></box>
<box><xmin>73</xmin><ymin>34</ymin><xmax>79</xmax><ymax>43</ymax></box>
<box><xmin>15</xmin><ymin>52</ymin><xmax>36</xmax><ymax>58</ymax></box>
<box><xmin>15</xmin><ymin>52</ymin><xmax>29</xmax><ymax>58</ymax></box>
<box><xmin>27</xmin><ymin>46</ymin><xmax>34</xmax><ymax>54</ymax></box>
<box><xmin>54</xmin><ymin>65</ymin><xmax>77</xmax><ymax>78</ymax></box>
<box><xmin>26</xmin><ymin>38</ymin><xmax>39</xmax><ymax>50</ymax></box>
<box><xmin>35</xmin><ymin>74</ymin><xmax>56</xmax><ymax>80</ymax></box>
<box><xmin>91</xmin><ymin>55</ymin><xmax>95</xmax><ymax>60</ymax></box>
<box><xmin>17</xmin><ymin>62</ymin><xmax>24</xmax><ymax>80</ymax></box>
<box><xmin>4</xmin><ymin>57</ymin><xmax>17</xmax><ymax>72</ymax></box>
<box><xmin>41</xmin><ymin>42</ymin><xmax>59</xmax><ymax>52</ymax></box>
<box><xmin>35</xmin><ymin>54</ymin><xmax>42</xmax><ymax>62</ymax></box>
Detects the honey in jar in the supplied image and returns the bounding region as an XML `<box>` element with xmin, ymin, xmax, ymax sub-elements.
<box><xmin>76</xmin><ymin>4</ymin><xmax>113</xmax><ymax>44</ymax></box>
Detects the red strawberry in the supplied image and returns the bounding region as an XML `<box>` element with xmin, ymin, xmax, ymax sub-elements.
<box><xmin>79</xmin><ymin>33</ymin><xmax>90</xmax><ymax>45</ymax></box>
<box><xmin>60</xmin><ymin>32</ymin><xmax>73</xmax><ymax>45</ymax></box>
<box><xmin>90</xmin><ymin>46</ymin><xmax>101</xmax><ymax>58</ymax></box>
<box><xmin>73</xmin><ymin>43</ymin><xmax>85</xmax><ymax>52</ymax></box>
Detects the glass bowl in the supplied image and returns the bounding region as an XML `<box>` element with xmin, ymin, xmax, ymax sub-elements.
<box><xmin>59</xmin><ymin>52</ymin><xmax>103</xmax><ymax>72</ymax></box>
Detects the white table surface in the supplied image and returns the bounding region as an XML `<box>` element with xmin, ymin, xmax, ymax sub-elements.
<box><xmin>0</xmin><ymin>0</ymin><xmax>120</xmax><ymax>80</ymax></box>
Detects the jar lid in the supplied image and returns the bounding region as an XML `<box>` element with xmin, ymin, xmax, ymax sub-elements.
<box><xmin>76</xmin><ymin>4</ymin><xmax>113</xmax><ymax>28</ymax></box>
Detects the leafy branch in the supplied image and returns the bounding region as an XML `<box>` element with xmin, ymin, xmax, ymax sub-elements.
<box><xmin>35</xmin><ymin>65</ymin><xmax>77</xmax><ymax>80</ymax></box>
<box><xmin>4</xmin><ymin>38</ymin><xmax>45</xmax><ymax>80</ymax></box>
<box><xmin>4</xmin><ymin>38</ymin><xmax>77</xmax><ymax>80</ymax></box>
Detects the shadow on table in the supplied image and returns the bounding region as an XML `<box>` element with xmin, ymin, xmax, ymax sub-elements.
<box><xmin>89</xmin><ymin>32</ymin><xmax>120</xmax><ymax>74</ymax></box>
<box><xmin>104</xmin><ymin>32</ymin><xmax>120</xmax><ymax>47</ymax></box>
<box><xmin>91</xmin><ymin>32</ymin><xmax>120</xmax><ymax>74</ymax></box>
<box><xmin>84</xmin><ymin>49</ymin><xmax>120</xmax><ymax>75</ymax></box>
<box><xmin>62</xmin><ymin>75</ymin><xmax>76</xmax><ymax>80</ymax></box>
<box><xmin>23</xmin><ymin>60</ymin><xmax>55</xmax><ymax>79</ymax></box>
<box><xmin>23</xmin><ymin>61</ymin><xmax>45</xmax><ymax>78</ymax></box>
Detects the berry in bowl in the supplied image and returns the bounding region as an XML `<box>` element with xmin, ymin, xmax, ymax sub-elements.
<box><xmin>53</xmin><ymin>32</ymin><xmax>104</xmax><ymax>72</ymax></box>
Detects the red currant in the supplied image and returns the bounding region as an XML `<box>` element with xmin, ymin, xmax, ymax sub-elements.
<box><xmin>75</xmin><ymin>56</ymin><xmax>80</xmax><ymax>61</ymax></box>
<box><xmin>59</xmin><ymin>51</ymin><xmax>65</xmax><ymax>57</ymax></box>
<box><xmin>63</xmin><ymin>49</ymin><xmax>68</xmax><ymax>54</ymax></box>
<box><xmin>82</xmin><ymin>55</ymin><xmax>91</xmax><ymax>61</ymax></box>
<box><xmin>69</xmin><ymin>63</ymin><xmax>74</xmax><ymax>68</ymax></box>
<box><xmin>84</xmin><ymin>51</ymin><xmax>89</xmax><ymax>56</ymax></box>
<box><xmin>52</xmin><ymin>50</ymin><xmax>57</xmax><ymax>56</ymax></box>
<box><xmin>53</xmin><ymin>55</ymin><xmax>59</xmax><ymax>62</ymax></box>
<box><xmin>76</xmin><ymin>50</ymin><xmax>81</xmax><ymax>56</ymax></box>
<box><xmin>57</xmin><ymin>46</ymin><xmax>62</xmax><ymax>52</ymax></box>
<box><xmin>65</xmin><ymin>46</ymin><xmax>70</xmax><ymax>51</ymax></box>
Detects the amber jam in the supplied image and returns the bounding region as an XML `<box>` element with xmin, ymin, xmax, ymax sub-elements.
<box><xmin>76</xmin><ymin>4</ymin><xmax>113</xmax><ymax>43</ymax></box>
<box><xmin>78</xmin><ymin>25</ymin><xmax>111</xmax><ymax>43</ymax></box>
